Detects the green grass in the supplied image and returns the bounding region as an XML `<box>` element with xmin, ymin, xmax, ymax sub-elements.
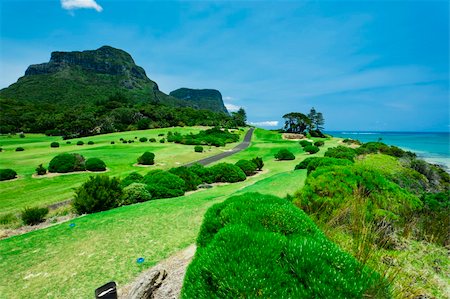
<box><xmin>0</xmin><ymin>128</ymin><xmax>332</xmax><ymax>298</ymax></box>
<box><xmin>0</xmin><ymin>127</ymin><xmax>247</xmax><ymax>215</ymax></box>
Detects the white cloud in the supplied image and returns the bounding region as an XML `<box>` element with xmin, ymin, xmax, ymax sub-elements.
<box><xmin>61</xmin><ymin>0</ymin><xmax>103</xmax><ymax>12</ymax></box>
<box><xmin>223</xmin><ymin>96</ymin><xmax>235</xmax><ymax>101</ymax></box>
<box><xmin>224</xmin><ymin>103</ymin><xmax>241</xmax><ymax>112</ymax></box>
<box><xmin>249</xmin><ymin>121</ymin><xmax>279</xmax><ymax>127</ymax></box>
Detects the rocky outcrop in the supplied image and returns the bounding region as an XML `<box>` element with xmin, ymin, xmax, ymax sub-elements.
<box><xmin>170</xmin><ymin>88</ymin><xmax>228</xmax><ymax>114</ymax></box>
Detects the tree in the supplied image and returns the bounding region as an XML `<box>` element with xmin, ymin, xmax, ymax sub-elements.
<box><xmin>231</xmin><ymin>108</ymin><xmax>247</xmax><ymax>127</ymax></box>
<box><xmin>307</xmin><ymin>107</ymin><xmax>317</xmax><ymax>131</ymax></box>
<box><xmin>315</xmin><ymin>112</ymin><xmax>324</xmax><ymax>130</ymax></box>
<box><xmin>282</xmin><ymin>112</ymin><xmax>310</xmax><ymax>133</ymax></box>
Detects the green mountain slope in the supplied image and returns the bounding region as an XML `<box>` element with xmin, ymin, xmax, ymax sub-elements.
<box><xmin>170</xmin><ymin>88</ymin><xmax>229</xmax><ymax>114</ymax></box>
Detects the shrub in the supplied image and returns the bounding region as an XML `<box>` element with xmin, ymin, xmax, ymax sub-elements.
<box><xmin>0</xmin><ymin>147</ymin><xmax>2</xmax><ymax>152</ymax></box>
<box><xmin>0</xmin><ymin>169</ymin><xmax>17</xmax><ymax>181</ymax></box>
<box><xmin>314</xmin><ymin>140</ymin><xmax>324</xmax><ymax>147</ymax></box>
<box><xmin>251</xmin><ymin>157</ymin><xmax>264</xmax><ymax>171</ymax></box>
<box><xmin>139</xmin><ymin>137</ymin><xmax>148</xmax><ymax>142</ymax></box>
<box><xmin>76</xmin><ymin>141</ymin><xmax>84</xmax><ymax>146</ymax></box>
<box><xmin>304</xmin><ymin>145</ymin><xmax>320</xmax><ymax>154</ymax></box>
<box><xmin>85</xmin><ymin>158</ymin><xmax>107</xmax><ymax>172</ymax></box>
<box><xmin>50</xmin><ymin>142</ymin><xmax>60</xmax><ymax>148</ymax></box>
<box><xmin>235</xmin><ymin>160</ymin><xmax>257</xmax><ymax>176</ymax></box>
<box><xmin>122</xmin><ymin>140</ymin><xmax>128</xmax><ymax>144</ymax></box>
<box><xmin>294</xmin><ymin>157</ymin><xmax>320</xmax><ymax>170</ymax></box>
<box><xmin>274</xmin><ymin>149</ymin><xmax>295</xmax><ymax>160</ymax></box>
<box><xmin>48</xmin><ymin>153</ymin><xmax>86</xmax><ymax>173</ymax></box>
<box><xmin>19</xmin><ymin>133</ymin><xmax>25</xmax><ymax>138</ymax></box>
<box><xmin>143</xmin><ymin>170</ymin><xmax>185</xmax><ymax>199</ymax></box>
<box><xmin>0</xmin><ymin>213</ymin><xmax>17</xmax><ymax>225</ymax></box>
<box><xmin>121</xmin><ymin>172</ymin><xmax>144</xmax><ymax>188</ymax></box>
<box><xmin>325</xmin><ymin>146</ymin><xmax>357</xmax><ymax>161</ymax></box>
<box><xmin>66</xmin><ymin>141</ymin><xmax>71</xmax><ymax>144</ymax></box>
<box><xmin>189</xmin><ymin>163</ymin><xmax>215</xmax><ymax>184</ymax></box>
<box><xmin>21</xmin><ymin>207</ymin><xmax>49</xmax><ymax>225</ymax></box>
<box><xmin>149</xmin><ymin>138</ymin><xmax>156</xmax><ymax>143</ymax></box>
<box><xmin>111</xmin><ymin>141</ymin><xmax>115</xmax><ymax>144</ymax></box>
<box><xmin>160</xmin><ymin>138</ymin><xmax>165</xmax><ymax>143</ymax></box>
<box><xmin>87</xmin><ymin>141</ymin><xmax>94</xmax><ymax>145</ymax></box>
<box><xmin>128</xmin><ymin>140</ymin><xmax>133</xmax><ymax>143</ymax></box>
<box><xmin>158</xmin><ymin>133</ymin><xmax>165</xmax><ymax>136</ymax></box>
<box><xmin>137</xmin><ymin>152</ymin><xmax>155</xmax><ymax>165</ymax></box>
<box><xmin>15</xmin><ymin>147</ymin><xmax>24</xmax><ymax>152</ymax></box>
<box><xmin>299</xmin><ymin>140</ymin><xmax>313</xmax><ymax>147</ymax></box>
<box><xmin>119</xmin><ymin>138</ymin><xmax>124</xmax><ymax>141</ymax></box>
<box><xmin>73</xmin><ymin>175</ymin><xmax>122</xmax><ymax>214</ymax></box>
<box><xmin>169</xmin><ymin>167</ymin><xmax>202</xmax><ymax>191</ymax></box>
<box><xmin>120</xmin><ymin>183</ymin><xmax>152</xmax><ymax>206</ymax></box>
<box><xmin>309</xmin><ymin>129</ymin><xmax>326</xmax><ymax>138</ymax></box>
<box><xmin>35</xmin><ymin>164</ymin><xmax>47</xmax><ymax>175</ymax></box>
<box><xmin>194</xmin><ymin>145</ymin><xmax>203</xmax><ymax>153</ymax></box>
<box><xmin>209</xmin><ymin>163</ymin><xmax>246</xmax><ymax>183</ymax></box>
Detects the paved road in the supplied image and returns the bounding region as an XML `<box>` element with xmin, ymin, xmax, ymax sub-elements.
<box><xmin>184</xmin><ymin>127</ymin><xmax>255</xmax><ymax>167</ymax></box>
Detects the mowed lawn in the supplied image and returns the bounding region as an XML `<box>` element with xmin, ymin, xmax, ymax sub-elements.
<box><xmin>0</xmin><ymin>129</ymin><xmax>339</xmax><ymax>298</ymax></box>
<box><xmin>0</xmin><ymin>127</ymin><xmax>247</xmax><ymax>215</ymax></box>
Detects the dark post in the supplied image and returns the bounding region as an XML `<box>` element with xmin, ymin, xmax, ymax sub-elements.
<box><xmin>95</xmin><ymin>281</ymin><xmax>117</xmax><ymax>299</ymax></box>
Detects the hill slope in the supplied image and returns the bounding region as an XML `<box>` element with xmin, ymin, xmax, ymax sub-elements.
<box><xmin>170</xmin><ymin>88</ymin><xmax>228</xmax><ymax>114</ymax></box>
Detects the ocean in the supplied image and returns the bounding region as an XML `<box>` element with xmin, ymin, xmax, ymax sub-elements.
<box><xmin>326</xmin><ymin>131</ymin><xmax>450</xmax><ymax>171</ymax></box>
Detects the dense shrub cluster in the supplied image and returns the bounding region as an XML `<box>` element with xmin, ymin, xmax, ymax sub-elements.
<box><xmin>188</xmin><ymin>163</ymin><xmax>215</xmax><ymax>184</ymax></box>
<box><xmin>137</xmin><ymin>152</ymin><xmax>155</xmax><ymax>165</ymax></box>
<box><xmin>275</xmin><ymin>148</ymin><xmax>295</xmax><ymax>160</ymax></box>
<box><xmin>143</xmin><ymin>170</ymin><xmax>185</xmax><ymax>198</ymax></box>
<box><xmin>85</xmin><ymin>158</ymin><xmax>107</xmax><ymax>172</ymax></box>
<box><xmin>167</xmin><ymin>127</ymin><xmax>239</xmax><ymax>147</ymax></box>
<box><xmin>194</xmin><ymin>145</ymin><xmax>203</xmax><ymax>153</ymax></box>
<box><xmin>139</xmin><ymin>137</ymin><xmax>148</xmax><ymax>142</ymax></box>
<box><xmin>182</xmin><ymin>193</ymin><xmax>383</xmax><ymax>298</ymax></box>
<box><xmin>295</xmin><ymin>157</ymin><xmax>353</xmax><ymax>174</ymax></box>
<box><xmin>355</xmin><ymin>142</ymin><xmax>416</xmax><ymax>159</ymax></box>
<box><xmin>299</xmin><ymin>140</ymin><xmax>313</xmax><ymax>147</ymax></box>
<box><xmin>304</xmin><ymin>145</ymin><xmax>320</xmax><ymax>154</ymax></box>
<box><xmin>0</xmin><ymin>169</ymin><xmax>17</xmax><ymax>181</ymax></box>
<box><xmin>169</xmin><ymin>167</ymin><xmax>201</xmax><ymax>191</ymax></box>
<box><xmin>325</xmin><ymin>146</ymin><xmax>357</xmax><ymax>161</ymax></box>
<box><xmin>87</xmin><ymin>141</ymin><xmax>94</xmax><ymax>145</ymax></box>
<box><xmin>251</xmin><ymin>156</ymin><xmax>264</xmax><ymax>171</ymax></box>
<box><xmin>120</xmin><ymin>183</ymin><xmax>152</xmax><ymax>206</ymax></box>
<box><xmin>76</xmin><ymin>141</ymin><xmax>84</xmax><ymax>146</ymax></box>
<box><xmin>209</xmin><ymin>163</ymin><xmax>246</xmax><ymax>183</ymax></box>
<box><xmin>235</xmin><ymin>160</ymin><xmax>257</xmax><ymax>176</ymax></box>
<box><xmin>50</xmin><ymin>142</ymin><xmax>60</xmax><ymax>148</ymax></box>
<box><xmin>121</xmin><ymin>172</ymin><xmax>144</xmax><ymax>188</ymax></box>
<box><xmin>342</xmin><ymin>138</ymin><xmax>362</xmax><ymax>145</ymax></box>
<box><xmin>48</xmin><ymin>153</ymin><xmax>86</xmax><ymax>173</ymax></box>
<box><xmin>149</xmin><ymin>138</ymin><xmax>156</xmax><ymax>143</ymax></box>
<box><xmin>21</xmin><ymin>207</ymin><xmax>49</xmax><ymax>225</ymax></box>
<box><xmin>35</xmin><ymin>164</ymin><xmax>47</xmax><ymax>175</ymax></box>
<box><xmin>314</xmin><ymin>140</ymin><xmax>324</xmax><ymax>147</ymax></box>
<box><xmin>15</xmin><ymin>147</ymin><xmax>24</xmax><ymax>152</ymax></box>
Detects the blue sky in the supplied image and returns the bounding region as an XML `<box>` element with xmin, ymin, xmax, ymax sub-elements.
<box><xmin>1</xmin><ymin>0</ymin><xmax>448</xmax><ymax>131</ymax></box>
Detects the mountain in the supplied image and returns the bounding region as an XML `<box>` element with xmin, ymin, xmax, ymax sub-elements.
<box><xmin>170</xmin><ymin>88</ymin><xmax>228</xmax><ymax>114</ymax></box>
<box><xmin>0</xmin><ymin>46</ymin><xmax>227</xmax><ymax>113</ymax></box>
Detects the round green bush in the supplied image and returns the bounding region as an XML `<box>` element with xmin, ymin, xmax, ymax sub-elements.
<box><xmin>314</xmin><ymin>141</ymin><xmax>325</xmax><ymax>147</ymax></box>
<box><xmin>19</xmin><ymin>133</ymin><xmax>25</xmax><ymax>138</ymax></box>
<box><xmin>87</xmin><ymin>141</ymin><xmax>94</xmax><ymax>145</ymax></box>
<box><xmin>210</xmin><ymin>163</ymin><xmax>246</xmax><ymax>183</ymax></box>
<box><xmin>139</xmin><ymin>137</ymin><xmax>148</xmax><ymax>142</ymax></box>
<box><xmin>235</xmin><ymin>160</ymin><xmax>257</xmax><ymax>176</ymax></box>
<box><xmin>21</xmin><ymin>207</ymin><xmax>49</xmax><ymax>225</ymax></box>
<box><xmin>158</xmin><ymin>133</ymin><xmax>165</xmax><ymax>137</ymax></box>
<box><xmin>251</xmin><ymin>157</ymin><xmax>264</xmax><ymax>171</ymax></box>
<box><xmin>121</xmin><ymin>172</ymin><xmax>144</xmax><ymax>188</ymax></box>
<box><xmin>194</xmin><ymin>145</ymin><xmax>204</xmax><ymax>153</ymax></box>
<box><xmin>304</xmin><ymin>145</ymin><xmax>320</xmax><ymax>154</ymax></box>
<box><xmin>66</xmin><ymin>141</ymin><xmax>71</xmax><ymax>144</ymax></box>
<box><xmin>111</xmin><ymin>141</ymin><xmax>115</xmax><ymax>144</ymax></box>
<box><xmin>325</xmin><ymin>146</ymin><xmax>357</xmax><ymax>162</ymax></box>
<box><xmin>85</xmin><ymin>158</ymin><xmax>107</xmax><ymax>172</ymax></box>
<box><xmin>169</xmin><ymin>167</ymin><xmax>202</xmax><ymax>191</ymax></box>
<box><xmin>188</xmin><ymin>163</ymin><xmax>215</xmax><ymax>184</ymax></box>
<box><xmin>149</xmin><ymin>138</ymin><xmax>157</xmax><ymax>143</ymax></box>
<box><xmin>120</xmin><ymin>183</ymin><xmax>152</xmax><ymax>206</ymax></box>
<box><xmin>299</xmin><ymin>140</ymin><xmax>313</xmax><ymax>147</ymax></box>
<box><xmin>143</xmin><ymin>170</ymin><xmax>185</xmax><ymax>199</ymax></box>
<box><xmin>0</xmin><ymin>169</ymin><xmax>17</xmax><ymax>181</ymax></box>
<box><xmin>160</xmin><ymin>138</ymin><xmax>165</xmax><ymax>143</ymax></box>
<box><xmin>274</xmin><ymin>149</ymin><xmax>295</xmax><ymax>160</ymax></box>
<box><xmin>76</xmin><ymin>141</ymin><xmax>84</xmax><ymax>146</ymax></box>
<box><xmin>128</xmin><ymin>140</ymin><xmax>133</xmax><ymax>143</ymax></box>
<box><xmin>35</xmin><ymin>164</ymin><xmax>47</xmax><ymax>175</ymax></box>
<box><xmin>73</xmin><ymin>175</ymin><xmax>122</xmax><ymax>214</ymax></box>
<box><xmin>50</xmin><ymin>142</ymin><xmax>60</xmax><ymax>148</ymax></box>
<box><xmin>15</xmin><ymin>147</ymin><xmax>24</xmax><ymax>152</ymax></box>
<box><xmin>48</xmin><ymin>153</ymin><xmax>86</xmax><ymax>173</ymax></box>
<box><xmin>122</xmin><ymin>140</ymin><xmax>128</xmax><ymax>144</ymax></box>
<box><xmin>294</xmin><ymin>157</ymin><xmax>320</xmax><ymax>170</ymax></box>
<box><xmin>137</xmin><ymin>152</ymin><xmax>155</xmax><ymax>165</ymax></box>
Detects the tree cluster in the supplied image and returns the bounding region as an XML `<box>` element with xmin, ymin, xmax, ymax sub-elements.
<box><xmin>282</xmin><ymin>107</ymin><xmax>324</xmax><ymax>134</ymax></box>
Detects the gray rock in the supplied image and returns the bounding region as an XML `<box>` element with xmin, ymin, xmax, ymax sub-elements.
<box><xmin>125</xmin><ymin>269</ymin><xmax>167</xmax><ymax>299</ymax></box>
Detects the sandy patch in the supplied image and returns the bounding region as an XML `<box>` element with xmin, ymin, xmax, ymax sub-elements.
<box><xmin>0</xmin><ymin>175</ymin><xmax>22</xmax><ymax>183</ymax></box>
<box><xmin>282</xmin><ymin>133</ymin><xmax>306</xmax><ymax>140</ymax></box>
<box><xmin>32</xmin><ymin>168</ymin><xmax>109</xmax><ymax>179</ymax></box>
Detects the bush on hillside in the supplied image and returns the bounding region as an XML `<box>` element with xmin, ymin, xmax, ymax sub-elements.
<box><xmin>169</xmin><ymin>167</ymin><xmax>202</xmax><ymax>191</ymax></box>
<box><xmin>15</xmin><ymin>147</ymin><xmax>24</xmax><ymax>152</ymax></box>
<box><xmin>314</xmin><ymin>140</ymin><xmax>324</xmax><ymax>147</ymax></box>
<box><xmin>158</xmin><ymin>133</ymin><xmax>165</xmax><ymax>137</ymax></box>
<box><xmin>160</xmin><ymin>138</ymin><xmax>165</xmax><ymax>143</ymax></box>
<box><xmin>294</xmin><ymin>157</ymin><xmax>320</xmax><ymax>170</ymax></box>
<box><xmin>0</xmin><ymin>169</ymin><xmax>17</xmax><ymax>181</ymax></box>
<box><xmin>111</xmin><ymin>141</ymin><xmax>115</xmax><ymax>144</ymax></box>
<box><xmin>274</xmin><ymin>149</ymin><xmax>295</xmax><ymax>160</ymax></box>
<box><xmin>149</xmin><ymin>138</ymin><xmax>156</xmax><ymax>143</ymax></box>
<box><xmin>251</xmin><ymin>156</ymin><xmax>264</xmax><ymax>171</ymax></box>
<box><xmin>137</xmin><ymin>152</ymin><xmax>155</xmax><ymax>165</ymax></box>
<box><xmin>35</xmin><ymin>164</ymin><xmax>47</xmax><ymax>175</ymax></box>
<box><xmin>356</xmin><ymin>142</ymin><xmax>415</xmax><ymax>159</ymax></box>
<box><xmin>139</xmin><ymin>137</ymin><xmax>148</xmax><ymax>142</ymax></box>
<box><xmin>85</xmin><ymin>158</ymin><xmax>107</xmax><ymax>172</ymax></box>
<box><xmin>194</xmin><ymin>145</ymin><xmax>203</xmax><ymax>153</ymax></box>
<box><xmin>76</xmin><ymin>141</ymin><xmax>84</xmax><ymax>146</ymax></box>
<box><xmin>120</xmin><ymin>183</ymin><xmax>152</xmax><ymax>206</ymax></box>
<box><xmin>343</xmin><ymin>138</ymin><xmax>362</xmax><ymax>145</ymax></box>
<box><xmin>121</xmin><ymin>172</ymin><xmax>144</xmax><ymax>188</ymax></box>
<box><xmin>306</xmin><ymin>157</ymin><xmax>353</xmax><ymax>174</ymax></box>
<box><xmin>143</xmin><ymin>170</ymin><xmax>185</xmax><ymax>199</ymax></box>
<box><xmin>19</xmin><ymin>133</ymin><xmax>25</xmax><ymax>138</ymax></box>
<box><xmin>50</xmin><ymin>142</ymin><xmax>60</xmax><ymax>148</ymax></box>
<box><xmin>87</xmin><ymin>141</ymin><xmax>94</xmax><ymax>145</ymax></box>
<box><xmin>73</xmin><ymin>175</ymin><xmax>122</xmax><ymax>214</ymax></box>
<box><xmin>209</xmin><ymin>163</ymin><xmax>246</xmax><ymax>183</ymax></box>
<box><xmin>299</xmin><ymin>140</ymin><xmax>313</xmax><ymax>147</ymax></box>
<box><xmin>418</xmin><ymin>191</ymin><xmax>450</xmax><ymax>246</ymax></box>
<box><xmin>304</xmin><ymin>145</ymin><xmax>320</xmax><ymax>154</ymax></box>
<box><xmin>48</xmin><ymin>153</ymin><xmax>86</xmax><ymax>173</ymax></box>
<box><xmin>325</xmin><ymin>146</ymin><xmax>357</xmax><ymax>161</ymax></box>
<box><xmin>235</xmin><ymin>160</ymin><xmax>257</xmax><ymax>176</ymax></box>
<box><xmin>309</xmin><ymin>129</ymin><xmax>326</xmax><ymax>138</ymax></box>
<box><xmin>21</xmin><ymin>207</ymin><xmax>49</xmax><ymax>225</ymax></box>
<box><xmin>66</xmin><ymin>141</ymin><xmax>71</xmax><ymax>144</ymax></box>
<box><xmin>188</xmin><ymin>163</ymin><xmax>215</xmax><ymax>184</ymax></box>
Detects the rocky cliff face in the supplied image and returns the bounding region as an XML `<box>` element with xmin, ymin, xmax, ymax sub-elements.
<box><xmin>170</xmin><ymin>88</ymin><xmax>229</xmax><ymax>114</ymax></box>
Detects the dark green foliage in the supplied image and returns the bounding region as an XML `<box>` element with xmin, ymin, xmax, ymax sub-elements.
<box><xmin>169</xmin><ymin>88</ymin><xmax>229</xmax><ymax>114</ymax></box>
<box><xmin>167</xmin><ymin>127</ymin><xmax>239</xmax><ymax>147</ymax></box>
<box><xmin>294</xmin><ymin>157</ymin><xmax>320</xmax><ymax>170</ymax></box>
<box><xmin>159</xmin><ymin>138</ymin><xmax>165</xmax><ymax>143</ymax></box>
<box><xmin>48</xmin><ymin>153</ymin><xmax>86</xmax><ymax>173</ymax></box>
<box><xmin>314</xmin><ymin>140</ymin><xmax>324</xmax><ymax>147</ymax></box>
<box><xmin>85</xmin><ymin>158</ymin><xmax>106</xmax><ymax>172</ymax></box>
<box><xmin>73</xmin><ymin>175</ymin><xmax>122</xmax><ymax>214</ymax></box>
<box><xmin>35</xmin><ymin>164</ymin><xmax>47</xmax><ymax>175</ymax></box>
<box><xmin>143</xmin><ymin>170</ymin><xmax>185</xmax><ymax>199</ymax></box>
<box><xmin>21</xmin><ymin>207</ymin><xmax>49</xmax><ymax>225</ymax></box>
<box><xmin>139</xmin><ymin>137</ymin><xmax>148</xmax><ymax>142</ymax></box>
<box><xmin>309</xmin><ymin>129</ymin><xmax>326</xmax><ymax>138</ymax></box>
<box><xmin>50</xmin><ymin>142</ymin><xmax>60</xmax><ymax>148</ymax></box>
<box><xmin>274</xmin><ymin>148</ymin><xmax>295</xmax><ymax>160</ymax></box>
<box><xmin>137</xmin><ymin>152</ymin><xmax>155</xmax><ymax>165</ymax></box>
<box><xmin>0</xmin><ymin>147</ymin><xmax>2</xmax><ymax>152</ymax></box>
<box><xmin>0</xmin><ymin>169</ymin><xmax>17</xmax><ymax>181</ymax></box>
<box><xmin>15</xmin><ymin>147</ymin><xmax>24</xmax><ymax>151</ymax></box>
<box><xmin>76</xmin><ymin>141</ymin><xmax>84</xmax><ymax>146</ymax></box>
<box><xmin>209</xmin><ymin>163</ymin><xmax>246</xmax><ymax>183</ymax></box>
<box><xmin>251</xmin><ymin>156</ymin><xmax>264</xmax><ymax>171</ymax></box>
<box><xmin>299</xmin><ymin>140</ymin><xmax>313</xmax><ymax>147</ymax></box>
<box><xmin>418</xmin><ymin>191</ymin><xmax>450</xmax><ymax>246</ymax></box>
<box><xmin>19</xmin><ymin>133</ymin><xmax>25</xmax><ymax>138</ymax></box>
<box><xmin>149</xmin><ymin>138</ymin><xmax>156</xmax><ymax>142</ymax></box>
<box><xmin>409</xmin><ymin>159</ymin><xmax>450</xmax><ymax>192</ymax></box>
<box><xmin>110</xmin><ymin>141</ymin><xmax>115</xmax><ymax>144</ymax></box>
<box><xmin>235</xmin><ymin>159</ymin><xmax>257</xmax><ymax>176</ymax></box>
<box><xmin>325</xmin><ymin>146</ymin><xmax>357</xmax><ymax>161</ymax></box>
<box><xmin>66</xmin><ymin>141</ymin><xmax>71</xmax><ymax>144</ymax></box>
<box><xmin>183</xmin><ymin>193</ymin><xmax>383</xmax><ymax>298</ymax></box>
<box><xmin>0</xmin><ymin>213</ymin><xmax>17</xmax><ymax>225</ymax></box>
<box><xmin>194</xmin><ymin>145</ymin><xmax>203</xmax><ymax>153</ymax></box>
<box><xmin>158</xmin><ymin>133</ymin><xmax>165</xmax><ymax>137</ymax></box>
<box><xmin>169</xmin><ymin>167</ymin><xmax>202</xmax><ymax>191</ymax></box>
<box><xmin>304</xmin><ymin>145</ymin><xmax>320</xmax><ymax>154</ymax></box>
<box><xmin>306</xmin><ymin>157</ymin><xmax>353</xmax><ymax>174</ymax></box>
<box><xmin>356</xmin><ymin>142</ymin><xmax>416</xmax><ymax>159</ymax></box>
<box><xmin>120</xmin><ymin>183</ymin><xmax>152</xmax><ymax>206</ymax></box>
<box><xmin>342</xmin><ymin>138</ymin><xmax>361</xmax><ymax>145</ymax></box>
<box><xmin>188</xmin><ymin>163</ymin><xmax>214</xmax><ymax>184</ymax></box>
<box><xmin>121</xmin><ymin>172</ymin><xmax>144</xmax><ymax>188</ymax></box>
<box><xmin>87</xmin><ymin>141</ymin><xmax>94</xmax><ymax>145</ymax></box>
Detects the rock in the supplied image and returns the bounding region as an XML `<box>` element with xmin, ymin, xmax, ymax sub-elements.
<box><xmin>124</xmin><ymin>269</ymin><xmax>167</xmax><ymax>299</ymax></box>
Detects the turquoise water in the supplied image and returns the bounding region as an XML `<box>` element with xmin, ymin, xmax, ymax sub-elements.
<box><xmin>327</xmin><ymin>131</ymin><xmax>450</xmax><ymax>170</ymax></box>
